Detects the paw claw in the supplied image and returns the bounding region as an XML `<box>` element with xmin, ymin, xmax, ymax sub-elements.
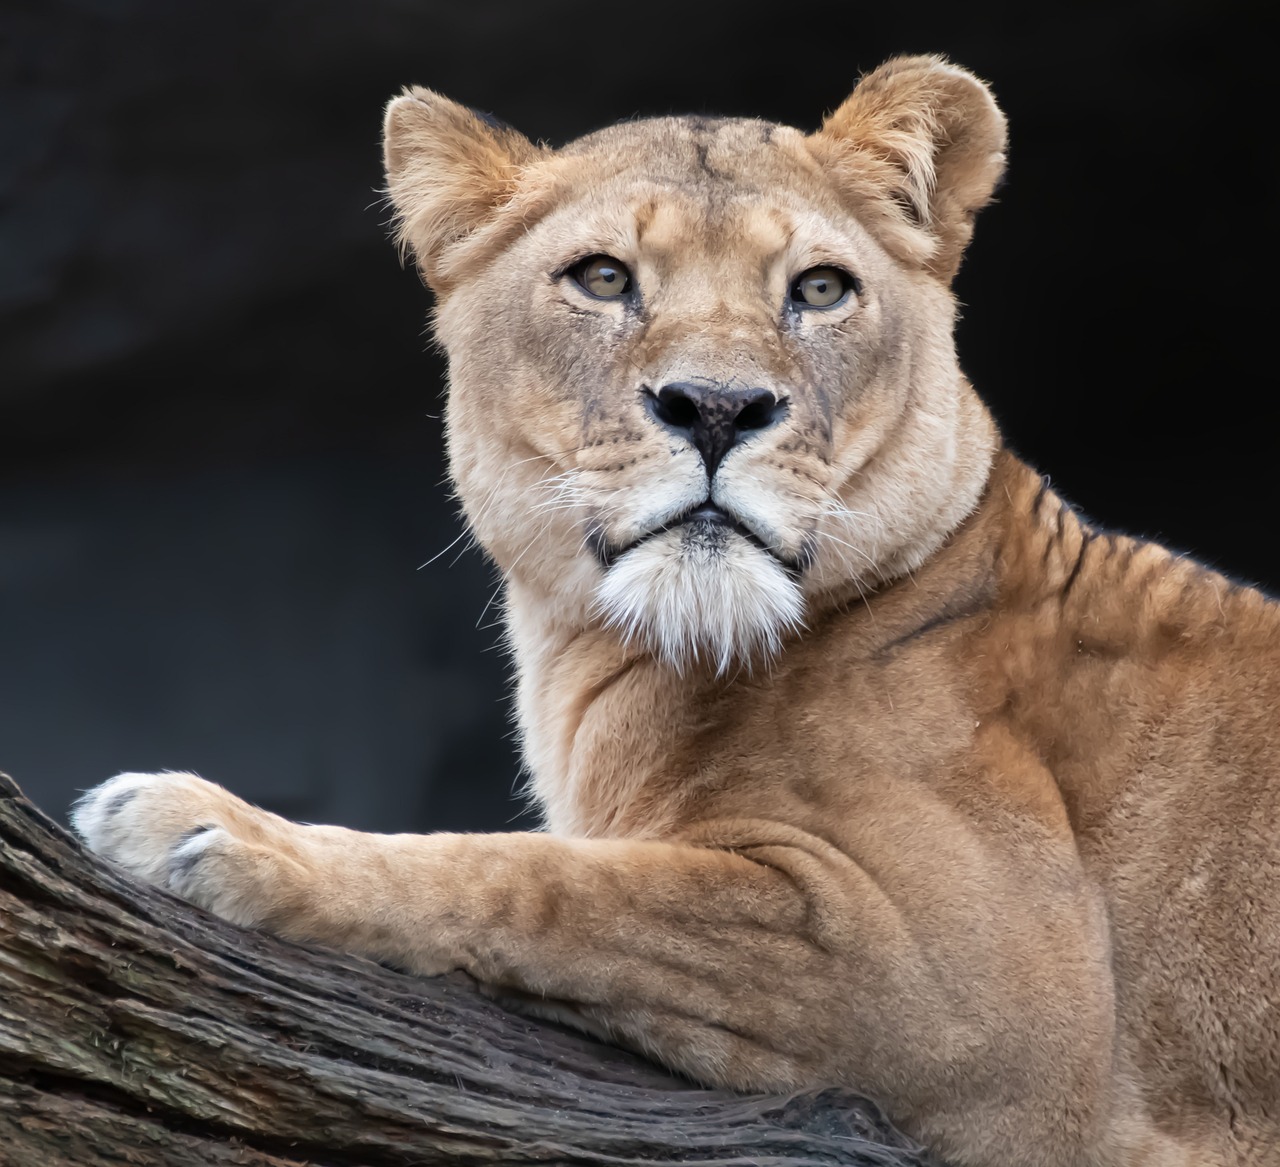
<box><xmin>169</xmin><ymin>825</ymin><xmax>226</xmax><ymax>884</ymax></box>
<box><xmin>102</xmin><ymin>787</ymin><xmax>137</xmax><ymax>819</ymax></box>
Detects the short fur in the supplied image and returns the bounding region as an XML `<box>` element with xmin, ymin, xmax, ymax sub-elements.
<box><xmin>75</xmin><ymin>57</ymin><xmax>1279</xmax><ymax>1166</ymax></box>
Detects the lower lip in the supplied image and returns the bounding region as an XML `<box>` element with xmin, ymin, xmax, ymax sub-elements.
<box><xmin>683</xmin><ymin>507</ymin><xmax>734</xmax><ymax>529</ymax></box>
<box><xmin>602</xmin><ymin>511</ymin><xmax>799</xmax><ymax>575</ymax></box>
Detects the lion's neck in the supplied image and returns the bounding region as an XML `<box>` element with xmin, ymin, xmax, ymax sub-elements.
<box><xmin>504</xmin><ymin>583</ymin><xmax>667</xmax><ymax>836</ymax></box>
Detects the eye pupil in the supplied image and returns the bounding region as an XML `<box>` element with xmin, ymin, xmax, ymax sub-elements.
<box><xmin>791</xmin><ymin>266</ymin><xmax>854</xmax><ymax>309</ymax></box>
<box><xmin>574</xmin><ymin>255</ymin><xmax>633</xmax><ymax>300</ymax></box>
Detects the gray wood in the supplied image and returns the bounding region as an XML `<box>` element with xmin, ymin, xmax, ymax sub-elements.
<box><xmin>0</xmin><ymin>771</ymin><xmax>941</xmax><ymax>1166</ymax></box>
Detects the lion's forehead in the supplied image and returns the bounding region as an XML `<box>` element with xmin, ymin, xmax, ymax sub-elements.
<box><xmin>552</xmin><ymin>116</ymin><xmax>823</xmax><ymax>206</ymax></box>
<box><xmin>544</xmin><ymin>189</ymin><xmax>796</xmax><ymax>266</ymax></box>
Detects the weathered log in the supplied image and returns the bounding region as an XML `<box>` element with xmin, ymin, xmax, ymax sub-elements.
<box><xmin>0</xmin><ymin>771</ymin><xmax>942</xmax><ymax>1166</ymax></box>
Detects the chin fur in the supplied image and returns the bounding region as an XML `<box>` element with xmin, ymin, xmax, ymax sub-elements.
<box><xmin>593</xmin><ymin>527</ymin><xmax>804</xmax><ymax>675</ymax></box>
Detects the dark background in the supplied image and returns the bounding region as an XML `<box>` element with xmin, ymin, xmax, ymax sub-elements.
<box><xmin>3</xmin><ymin>0</ymin><xmax>1273</xmax><ymax>832</ymax></box>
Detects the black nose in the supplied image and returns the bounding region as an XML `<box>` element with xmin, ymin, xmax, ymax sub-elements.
<box><xmin>645</xmin><ymin>381</ymin><xmax>787</xmax><ymax>476</ymax></box>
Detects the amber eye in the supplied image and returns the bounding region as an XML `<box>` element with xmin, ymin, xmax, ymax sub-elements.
<box><xmin>572</xmin><ymin>255</ymin><xmax>633</xmax><ymax>300</ymax></box>
<box><xmin>790</xmin><ymin>266</ymin><xmax>854</xmax><ymax>309</ymax></box>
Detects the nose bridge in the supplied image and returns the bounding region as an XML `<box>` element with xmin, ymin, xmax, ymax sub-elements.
<box><xmin>637</xmin><ymin>220</ymin><xmax>786</xmax><ymax>376</ymax></box>
<box><xmin>639</xmin><ymin>296</ymin><xmax>787</xmax><ymax>389</ymax></box>
<box><xmin>635</xmin><ymin>189</ymin><xmax>796</xmax><ymax>385</ymax></box>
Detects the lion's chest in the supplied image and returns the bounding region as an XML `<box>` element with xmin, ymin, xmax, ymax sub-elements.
<box><xmin>530</xmin><ymin>629</ymin><xmax>986</xmax><ymax>841</ymax></box>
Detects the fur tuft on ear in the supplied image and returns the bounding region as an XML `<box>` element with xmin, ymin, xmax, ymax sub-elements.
<box><xmin>382</xmin><ymin>89</ymin><xmax>542</xmax><ymax>289</ymax></box>
<box><xmin>809</xmin><ymin>55</ymin><xmax>1007</xmax><ymax>281</ymax></box>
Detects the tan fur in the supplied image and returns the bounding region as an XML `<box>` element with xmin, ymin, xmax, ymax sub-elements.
<box><xmin>75</xmin><ymin>57</ymin><xmax>1280</xmax><ymax>1166</ymax></box>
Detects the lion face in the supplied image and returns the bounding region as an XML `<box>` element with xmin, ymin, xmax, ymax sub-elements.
<box><xmin>385</xmin><ymin>57</ymin><xmax>1006</xmax><ymax>672</ymax></box>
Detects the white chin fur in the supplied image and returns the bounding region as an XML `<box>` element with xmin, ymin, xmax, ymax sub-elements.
<box><xmin>594</xmin><ymin>528</ymin><xmax>804</xmax><ymax>675</ymax></box>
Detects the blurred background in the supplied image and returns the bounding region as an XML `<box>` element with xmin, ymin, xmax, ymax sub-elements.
<box><xmin>2</xmin><ymin>0</ymin><xmax>1272</xmax><ymax>833</ymax></box>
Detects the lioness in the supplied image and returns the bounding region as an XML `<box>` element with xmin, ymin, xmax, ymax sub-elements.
<box><xmin>73</xmin><ymin>56</ymin><xmax>1279</xmax><ymax>1166</ymax></box>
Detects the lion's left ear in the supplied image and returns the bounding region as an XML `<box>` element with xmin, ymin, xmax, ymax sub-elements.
<box><xmin>809</xmin><ymin>55</ymin><xmax>1007</xmax><ymax>282</ymax></box>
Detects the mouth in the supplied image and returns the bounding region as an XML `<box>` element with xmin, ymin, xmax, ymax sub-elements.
<box><xmin>591</xmin><ymin>502</ymin><xmax>801</xmax><ymax>575</ymax></box>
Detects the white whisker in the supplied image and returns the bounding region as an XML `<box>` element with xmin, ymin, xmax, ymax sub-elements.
<box><xmin>418</xmin><ymin>527</ymin><xmax>472</xmax><ymax>570</ymax></box>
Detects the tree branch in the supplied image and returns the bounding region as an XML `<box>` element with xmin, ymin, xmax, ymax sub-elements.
<box><xmin>0</xmin><ymin>771</ymin><xmax>941</xmax><ymax>1166</ymax></box>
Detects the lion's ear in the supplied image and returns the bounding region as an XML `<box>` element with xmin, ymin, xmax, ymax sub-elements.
<box><xmin>383</xmin><ymin>89</ymin><xmax>541</xmax><ymax>289</ymax></box>
<box><xmin>809</xmin><ymin>55</ymin><xmax>1007</xmax><ymax>282</ymax></box>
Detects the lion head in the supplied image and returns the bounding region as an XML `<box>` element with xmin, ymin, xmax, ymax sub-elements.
<box><xmin>383</xmin><ymin>56</ymin><xmax>1006</xmax><ymax>673</ymax></box>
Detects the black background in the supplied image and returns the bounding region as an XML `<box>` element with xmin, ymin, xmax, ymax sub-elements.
<box><xmin>2</xmin><ymin>0</ymin><xmax>1273</xmax><ymax>832</ymax></box>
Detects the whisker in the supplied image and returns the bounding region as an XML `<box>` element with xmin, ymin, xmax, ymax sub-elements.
<box><xmin>418</xmin><ymin>527</ymin><xmax>472</xmax><ymax>570</ymax></box>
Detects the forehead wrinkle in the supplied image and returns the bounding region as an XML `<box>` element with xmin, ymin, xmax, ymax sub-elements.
<box><xmin>743</xmin><ymin>204</ymin><xmax>796</xmax><ymax>274</ymax></box>
<box><xmin>632</xmin><ymin>192</ymin><xmax>713</xmax><ymax>271</ymax></box>
<box><xmin>640</xmin><ymin>191</ymin><xmax>781</xmax><ymax>260</ymax></box>
<box><xmin>633</xmin><ymin>198</ymin><xmax>658</xmax><ymax>246</ymax></box>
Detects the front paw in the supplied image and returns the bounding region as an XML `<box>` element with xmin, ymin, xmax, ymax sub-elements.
<box><xmin>72</xmin><ymin>771</ymin><xmax>305</xmax><ymax>928</ymax></box>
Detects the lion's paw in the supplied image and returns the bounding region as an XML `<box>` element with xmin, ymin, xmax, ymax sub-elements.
<box><xmin>72</xmin><ymin>771</ymin><xmax>303</xmax><ymax>928</ymax></box>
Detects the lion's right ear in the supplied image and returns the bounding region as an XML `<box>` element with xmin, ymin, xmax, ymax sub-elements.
<box><xmin>383</xmin><ymin>89</ymin><xmax>541</xmax><ymax>290</ymax></box>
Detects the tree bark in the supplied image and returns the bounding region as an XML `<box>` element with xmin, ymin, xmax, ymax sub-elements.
<box><xmin>0</xmin><ymin>771</ymin><xmax>942</xmax><ymax>1166</ymax></box>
